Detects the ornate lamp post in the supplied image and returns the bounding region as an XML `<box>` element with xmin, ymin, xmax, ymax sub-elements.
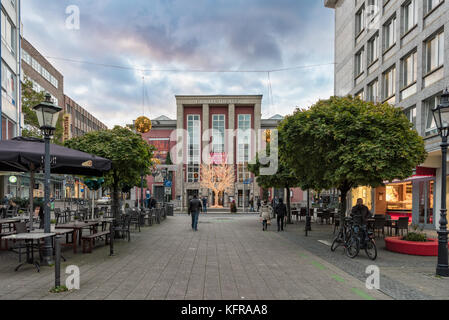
<box><xmin>33</xmin><ymin>93</ymin><xmax>62</xmax><ymax>265</ymax></box>
<box><xmin>432</xmin><ymin>89</ymin><xmax>449</xmax><ymax>277</ymax></box>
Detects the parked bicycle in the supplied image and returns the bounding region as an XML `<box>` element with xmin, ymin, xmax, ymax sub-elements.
<box><xmin>331</xmin><ymin>217</ymin><xmax>377</xmax><ymax>260</ymax></box>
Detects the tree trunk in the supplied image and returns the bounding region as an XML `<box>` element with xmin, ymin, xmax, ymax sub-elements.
<box><xmin>286</xmin><ymin>186</ymin><xmax>292</xmax><ymax>224</ymax></box>
<box><xmin>215</xmin><ymin>191</ymin><xmax>219</xmax><ymax>207</ymax></box>
<box><xmin>339</xmin><ymin>184</ymin><xmax>351</xmax><ymax>231</ymax></box>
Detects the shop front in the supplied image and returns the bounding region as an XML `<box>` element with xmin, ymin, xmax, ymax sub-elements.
<box><xmin>373</xmin><ymin>167</ymin><xmax>436</xmax><ymax>227</ymax></box>
<box><xmin>351</xmin><ymin>186</ymin><xmax>373</xmax><ymax>211</ymax></box>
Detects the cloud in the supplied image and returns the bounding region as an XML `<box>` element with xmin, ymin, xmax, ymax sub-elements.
<box><xmin>21</xmin><ymin>0</ymin><xmax>334</xmax><ymax>127</ymax></box>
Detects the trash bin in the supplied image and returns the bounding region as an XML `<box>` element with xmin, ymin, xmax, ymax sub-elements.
<box><xmin>166</xmin><ymin>204</ymin><xmax>174</xmax><ymax>216</ymax></box>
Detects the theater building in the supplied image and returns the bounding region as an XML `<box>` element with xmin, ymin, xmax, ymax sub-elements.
<box><xmin>137</xmin><ymin>95</ymin><xmax>304</xmax><ymax>209</ymax></box>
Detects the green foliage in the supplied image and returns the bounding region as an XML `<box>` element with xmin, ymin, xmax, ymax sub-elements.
<box><xmin>280</xmin><ymin>96</ymin><xmax>427</xmax><ymax>215</ymax></box>
<box><xmin>64</xmin><ymin>126</ymin><xmax>155</xmax><ymax>216</ymax></box>
<box><xmin>65</xmin><ymin>126</ymin><xmax>155</xmax><ymax>189</ymax></box>
<box><xmin>403</xmin><ymin>232</ymin><xmax>428</xmax><ymax>242</ymax></box>
<box><xmin>165</xmin><ymin>151</ymin><xmax>173</xmax><ymax>165</ymax></box>
<box><xmin>21</xmin><ymin>79</ymin><xmax>64</xmax><ymax>144</ymax></box>
<box><xmin>50</xmin><ymin>219</ymin><xmax>57</xmax><ymax>224</ymax></box>
<box><xmin>49</xmin><ymin>285</ymin><xmax>68</xmax><ymax>293</ymax></box>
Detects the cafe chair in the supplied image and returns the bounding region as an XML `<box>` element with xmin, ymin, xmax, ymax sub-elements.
<box><xmin>373</xmin><ymin>217</ymin><xmax>386</xmax><ymax>238</ymax></box>
<box><xmin>392</xmin><ymin>217</ymin><xmax>409</xmax><ymax>237</ymax></box>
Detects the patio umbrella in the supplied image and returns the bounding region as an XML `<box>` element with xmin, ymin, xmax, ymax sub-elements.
<box><xmin>0</xmin><ymin>137</ymin><xmax>111</xmax><ymax>176</ymax></box>
<box><xmin>0</xmin><ymin>137</ymin><xmax>111</xmax><ymax>221</ymax></box>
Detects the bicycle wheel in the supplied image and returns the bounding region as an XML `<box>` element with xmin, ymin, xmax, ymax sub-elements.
<box><xmin>365</xmin><ymin>239</ymin><xmax>377</xmax><ymax>260</ymax></box>
<box><xmin>331</xmin><ymin>234</ymin><xmax>343</xmax><ymax>252</ymax></box>
<box><xmin>346</xmin><ymin>237</ymin><xmax>360</xmax><ymax>258</ymax></box>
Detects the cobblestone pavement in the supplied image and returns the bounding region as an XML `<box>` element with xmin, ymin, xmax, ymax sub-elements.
<box><xmin>0</xmin><ymin>214</ymin><xmax>391</xmax><ymax>300</ymax></box>
<box><xmin>280</xmin><ymin>218</ymin><xmax>449</xmax><ymax>300</ymax></box>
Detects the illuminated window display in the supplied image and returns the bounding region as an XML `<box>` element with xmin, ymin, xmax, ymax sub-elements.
<box><xmin>386</xmin><ymin>182</ymin><xmax>413</xmax><ymax>211</ymax></box>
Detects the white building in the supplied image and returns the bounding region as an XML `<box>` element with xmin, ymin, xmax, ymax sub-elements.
<box><xmin>325</xmin><ymin>0</ymin><xmax>449</xmax><ymax>229</ymax></box>
<box><xmin>1</xmin><ymin>0</ymin><xmax>22</xmax><ymax>140</ymax></box>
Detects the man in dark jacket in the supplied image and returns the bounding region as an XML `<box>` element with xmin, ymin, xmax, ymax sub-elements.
<box><xmin>189</xmin><ymin>195</ymin><xmax>203</xmax><ymax>231</ymax></box>
<box><xmin>351</xmin><ymin>198</ymin><xmax>372</xmax><ymax>242</ymax></box>
<box><xmin>275</xmin><ymin>198</ymin><xmax>287</xmax><ymax>232</ymax></box>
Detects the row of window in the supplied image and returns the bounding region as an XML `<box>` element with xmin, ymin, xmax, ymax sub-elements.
<box><xmin>1</xmin><ymin>61</ymin><xmax>17</xmax><ymax>106</ymax></box>
<box><xmin>186</xmin><ymin>113</ymin><xmax>253</xmax><ymax>183</ymax></box>
<box><xmin>22</xmin><ymin>49</ymin><xmax>59</xmax><ymax>89</ymax></box>
<box><xmin>356</xmin><ymin>29</ymin><xmax>444</xmax><ymax>102</ymax></box>
<box><xmin>186</xmin><ymin>164</ymin><xmax>251</xmax><ymax>184</ymax></box>
<box><xmin>65</xmin><ymin>104</ymin><xmax>105</xmax><ymax>133</ymax></box>
<box><xmin>356</xmin><ymin>0</ymin><xmax>443</xmax><ymax>39</ymax></box>
<box><xmin>1</xmin><ymin>9</ymin><xmax>17</xmax><ymax>56</ymax></box>
<box><xmin>24</xmin><ymin>75</ymin><xmax>58</xmax><ymax>106</ymax></box>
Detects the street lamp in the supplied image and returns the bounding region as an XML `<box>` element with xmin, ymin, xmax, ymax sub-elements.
<box><xmin>432</xmin><ymin>88</ymin><xmax>449</xmax><ymax>277</ymax></box>
<box><xmin>33</xmin><ymin>93</ymin><xmax>62</xmax><ymax>265</ymax></box>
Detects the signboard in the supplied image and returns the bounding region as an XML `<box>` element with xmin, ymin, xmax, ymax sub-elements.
<box><xmin>165</xmin><ymin>187</ymin><xmax>172</xmax><ymax>195</ymax></box>
<box><xmin>164</xmin><ymin>180</ymin><xmax>172</xmax><ymax>188</ymax></box>
<box><xmin>63</xmin><ymin>114</ymin><xmax>72</xmax><ymax>141</ymax></box>
<box><xmin>243</xmin><ymin>178</ymin><xmax>253</xmax><ymax>185</ymax></box>
<box><xmin>8</xmin><ymin>176</ymin><xmax>17</xmax><ymax>183</ymax></box>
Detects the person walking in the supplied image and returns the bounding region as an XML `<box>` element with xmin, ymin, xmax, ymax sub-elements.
<box><xmin>188</xmin><ymin>195</ymin><xmax>203</xmax><ymax>231</ymax></box>
<box><xmin>202</xmin><ymin>196</ymin><xmax>208</xmax><ymax>214</ymax></box>
<box><xmin>249</xmin><ymin>197</ymin><xmax>254</xmax><ymax>212</ymax></box>
<box><xmin>257</xmin><ymin>198</ymin><xmax>261</xmax><ymax>212</ymax></box>
<box><xmin>260</xmin><ymin>201</ymin><xmax>271</xmax><ymax>231</ymax></box>
<box><xmin>275</xmin><ymin>198</ymin><xmax>287</xmax><ymax>232</ymax></box>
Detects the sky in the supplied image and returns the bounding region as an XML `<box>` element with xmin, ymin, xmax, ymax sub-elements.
<box><xmin>22</xmin><ymin>0</ymin><xmax>335</xmax><ymax>128</ymax></box>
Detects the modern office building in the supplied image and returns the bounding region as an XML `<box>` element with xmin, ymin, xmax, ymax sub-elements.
<box><xmin>1</xmin><ymin>0</ymin><xmax>22</xmax><ymax>140</ymax></box>
<box><xmin>21</xmin><ymin>37</ymin><xmax>63</xmax><ymax>109</ymax></box>
<box><xmin>63</xmin><ymin>95</ymin><xmax>107</xmax><ymax>140</ymax></box>
<box><xmin>325</xmin><ymin>0</ymin><xmax>449</xmax><ymax>228</ymax></box>
<box><xmin>11</xmin><ymin>37</ymin><xmax>107</xmax><ymax>201</ymax></box>
<box><xmin>135</xmin><ymin>95</ymin><xmax>304</xmax><ymax>209</ymax></box>
<box><xmin>0</xmin><ymin>0</ymin><xmax>22</xmax><ymax>200</ymax></box>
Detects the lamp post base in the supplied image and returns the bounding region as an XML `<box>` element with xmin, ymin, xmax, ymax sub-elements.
<box><xmin>436</xmin><ymin>266</ymin><xmax>449</xmax><ymax>277</ymax></box>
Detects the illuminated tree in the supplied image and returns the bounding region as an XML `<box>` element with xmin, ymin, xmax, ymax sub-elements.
<box><xmin>200</xmin><ymin>161</ymin><xmax>234</xmax><ymax>208</ymax></box>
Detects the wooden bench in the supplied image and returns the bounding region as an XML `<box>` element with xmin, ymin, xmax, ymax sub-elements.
<box><xmin>82</xmin><ymin>231</ymin><xmax>110</xmax><ymax>253</ymax></box>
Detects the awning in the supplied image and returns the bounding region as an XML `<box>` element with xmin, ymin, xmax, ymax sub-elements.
<box><xmin>384</xmin><ymin>166</ymin><xmax>436</xmax><ymax>184</ymax></box>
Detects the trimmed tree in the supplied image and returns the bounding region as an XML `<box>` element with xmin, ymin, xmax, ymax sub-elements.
<box><xmin>22</xmin><ymin>79</ymin><xmax>63</xmax><ymax>144</ymax></box>
<box><xmin>280</xmin><ymin>96</ymin><xmax>427</xmax><ymax>224</ymax></box>
<box><xmin>65</xmin><ymin>126</ymin><xmax>156</xmax><ymax>218</ymax></box>
<box><xmin>248</xmin><ymin>138</ymin><xmax>300</xmax><ymax>224</ymax></box>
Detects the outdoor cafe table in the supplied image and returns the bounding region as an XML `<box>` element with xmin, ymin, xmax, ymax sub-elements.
<box><xmin>2</xmin><ymin>232</ymin><xmax>55</xmax><ymax>272</ymax></box>
<box><xmin>86</xmin><ymin>218</ymin><xmax>115</xmax><ymax>231</ymax></box>
<box><xmin>56</xmin><ymin>221</ymin><xmax>100</xmax><ymax>254</ymax></box>
<box><xmin>0</xmin><ymin>217</ymin><xmax>29</xmax><ymax>232</ymax></box>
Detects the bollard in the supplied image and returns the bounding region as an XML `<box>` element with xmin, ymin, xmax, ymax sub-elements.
<box><xmin>109</xmin><ymin>223</ymin><xmax>114</xmax><ymax>256</ymax></box>
<box><xmin>305</xmin><ymin>216</ymin><xmax>312</xmax><ymax>236</ymax></box>
<box><xmin>55</xmin><ymin>235</ymin><xmax>62</xmax><ymax>288</ymax></box>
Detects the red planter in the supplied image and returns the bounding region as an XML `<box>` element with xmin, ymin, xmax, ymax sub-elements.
<box><xmin>385</xmin><ymin>237</ymin><xmax>438</xmax><ymax>256</ymax></box>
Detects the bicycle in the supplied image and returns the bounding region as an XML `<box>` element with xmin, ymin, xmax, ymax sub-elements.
<box><xmin>331</xmin><ymin>217</ymin><xmax>353</xmax><ymax>252</ymax></box>
<box><xmin>346</xmin><ymin>223</ymin><xmax>377</xmax><ymax>260</ymax></box>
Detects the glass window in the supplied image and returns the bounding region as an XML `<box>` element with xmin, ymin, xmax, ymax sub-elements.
<box><xmin>401</xmin><ymin>51</ymin><xmax>417</xmax><ymax>87</ymax></box>
<box><xmin>383</xmin><ymin>16</ymin><xmax>396</xmax><ymax>51</ymax></box>
<box><xmin>212</xmin><ymin>114</ymin><xmax>225</xmax><ymax>154</ymax></box>
<box><xmin>402</xmin><ymin>0</ymin><xmax>418</xmax><ymax>34</ymax></box>
<box><xmin>187</xmin><ymin>114</ymin><xmax>201</xmax><ymax>181</ymax></box>
<box><xmin>403</xmin><ymin>105</ymin><xmax>417</xmax><ymax>129</ymax></box>
<box><xmin>1</xmin><ymin>61</ymin><xmax>17</xmax><ymax>106</ymax></box>
<box><xmin>367</xmin><ymin>34</ymin><xmax>379</xmax><ymax>64</ymax></box>
<box><xmin>383</xmin><ymin>66</ymin><xmax>396</xmax><ymax>99</ymax></box>
<box><xmin>386</xmin><ymin>182</ymin><xmax>413</xmax><ymax>211</ymax></box>
<box><xmin>424</xmin><ymin>94</ymin><xmax>440</xmax><ymax>136</ymax></box>
<box><xmin>1</xmin><ymin>10</ymin><xmax>16</xmax><ymax>55</ymax></box>
<box><xmin>355</xmin><ymin>5</ymin><xmax>365</xmax><ymax>35</ymax></box>
<box><xmin>355</xmin><ymin>49</ymin><xmax>364</xmax><ymax>76</ymax></box>
<box><xmin>425</xmin><ymin>0</ymin><xmax>443</xmax><ymax>14</ymax></box>
<box><xmin>367</xmin><ymin>79</ymin><xmax>379</xmax><ymax>102</ymax></box>
<box><xmin>425</xmin><ymin>31</ymin><xmax>444</xmax><ymax>74</ymax></box>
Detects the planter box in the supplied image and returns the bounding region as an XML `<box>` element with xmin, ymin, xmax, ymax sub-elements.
<box><xmin>385</xmin><ymin>237</ymin><xmax>438</xmax><ymax>256</ymax></box>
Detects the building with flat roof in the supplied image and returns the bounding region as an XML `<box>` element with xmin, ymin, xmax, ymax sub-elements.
<box><xmin>133</xmin><ymin>96</ymin><xmax>304</xmax><ymax>209</ymax></box>
<box><xmin>325</xmin><ymin>0</ymin><xmax>449</xmax><ymax>228</ymax></box>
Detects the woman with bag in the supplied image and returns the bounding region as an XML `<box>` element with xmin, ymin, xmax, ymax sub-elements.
<box><xmin>260</xmin><ymin>201</ymin><xmax>271</xmax><ymax>231</ymax></box>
